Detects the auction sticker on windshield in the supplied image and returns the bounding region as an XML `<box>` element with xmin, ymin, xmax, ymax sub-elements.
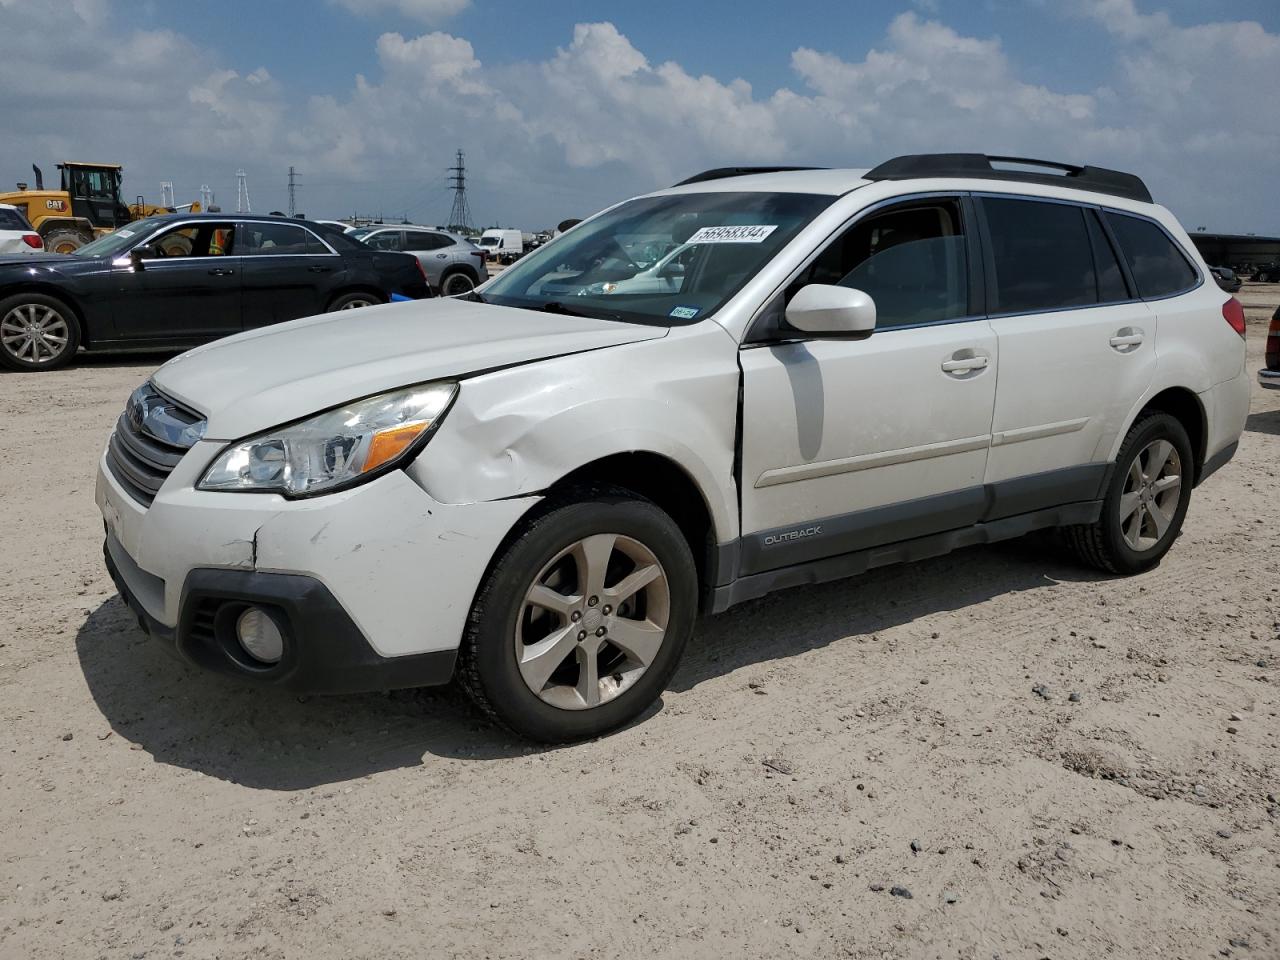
<box><xmin>687</xmin><ymin>225</ymin><xmax>777</xmax><ymax>244</ymax></box>
<box><xmin>669</xmin><ymin>305</ymin><xmax>700</xmax><ymax>320</ymax></box>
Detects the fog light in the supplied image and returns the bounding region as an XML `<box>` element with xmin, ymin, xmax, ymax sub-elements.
<box><xmin>236</xmin><ymin>606</ymin><xmax>284</xmax><ymax>664</ymax></box>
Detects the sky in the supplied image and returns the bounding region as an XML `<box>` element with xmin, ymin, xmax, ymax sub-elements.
<box><xmin>1</xmin><ymin>0</ymin><xmax>1277</xmax><ymax>232</ymax></box>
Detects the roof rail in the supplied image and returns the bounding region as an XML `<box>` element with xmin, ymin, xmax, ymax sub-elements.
<box><xmin>673</xmin><ymin>166</ymin><xmax>828</xmax><ymax>187</ymax></box>
<box><xmin>863</xmin><ymin>153</ymin><xmax>1152</xmax><ymax>204</ymax></box>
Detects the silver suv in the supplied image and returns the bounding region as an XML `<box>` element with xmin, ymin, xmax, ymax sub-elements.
<box><xmin>350</xmin><ymin>225</ymin><xmax>488</xmax><ymax>295</ymax></box>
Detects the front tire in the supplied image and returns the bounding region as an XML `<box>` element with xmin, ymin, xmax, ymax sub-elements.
<box><xmin>1064</xmin><ymin>413</ymin><xmax>1193</xmax><ymax>574</ymax></box>
<box><xmin>458</xmin><ymin>490</ymin><xmax>697</xmax><ymax>743</ymax></box>
<box><xmin>0</xmin><ymin>292</ymin><xmax>81</xmax><ymax>371</ymax></box>
<box><xmin>42</xmin><ymin>228</ymin><xmax>87</xmax><ymax>255</ymax></box>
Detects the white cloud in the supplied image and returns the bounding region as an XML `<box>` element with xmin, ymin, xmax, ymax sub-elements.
<box><xmin>0</xmin><ymin>2</ymin><xmax>1275</xmax><ymax>232</ymax></box>
<box><xmin>332</xmin><ymin>0</ymin><xmax>469</xmax><ymax>24</ymax></box>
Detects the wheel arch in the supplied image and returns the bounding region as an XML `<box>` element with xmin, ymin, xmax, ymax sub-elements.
<box><xmin>1128</xmin><ymin>386</ymin><xmax>1208</xmax><ymax>484</ymax></box>
<box><xmin>548</xmin><ymin>452</ymin><xmax>722</xmax><ymax>605</ymax></box>
<box><xmin>0</xmin><ymin>283</ymin><xmax>92</xmax><ymax>346</ymax></box>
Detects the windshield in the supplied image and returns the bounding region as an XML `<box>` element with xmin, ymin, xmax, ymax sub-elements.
<box><xmin>481</xmin><ymin>191</ymin><xmax>834</xmax><ymax>325</ymax></box>
<box><xmin>71</xmin><ymin>217</ymin><xmax>166</xmax><ymax>258</ymax></box>
<box><xmin>477</xmin><ymin>236</ymin><xmax>499</xmax><ymax>246</ymax></box>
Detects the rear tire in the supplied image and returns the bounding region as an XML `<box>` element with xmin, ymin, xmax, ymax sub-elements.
<box><xmin>1259</xmin><ymin>271</ymin><xmax>1272</xmax><ymax>283</ymax></box>
<box><xmin>1064</xmin><ymin>413</ymin><xmax>1193</xmax><ymax>575</ymax></box>
<box><xmin>327</xmin><ymin>292</ymin><xmax>382</xmax><ymax>312</ymax></box>
<box><xmin>440</xmin><ymin>269</ymin><xmax>477</xmax><ymax>296</ymax></box>
<box><xmin>458</xmin><ymin>489</ymin><xmax>697</xmax><ymax>743</ymax></box>
<box><xmin>0</xmin><ymin>292</ymin><xmax>81</xmax><ymax>371</ymax></box>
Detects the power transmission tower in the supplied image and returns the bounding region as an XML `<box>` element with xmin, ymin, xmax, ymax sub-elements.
<box><xmin>160</xmin><ymin>181</ymin><xmax>175</xmax><ymax>208</ymax></box>
<box><xmin>200</xmin><ymin>184</ymin><xmax>213</xmax><ymax>210</ymax></box>
<box><xmin>236</xmin><ymin>168</ymin><xmax>251</xmax><ymax>213</ymax></box>
<box><xmin>287</xmin><ymin>166</ymin><xmax>300</xmax><ymax>217</ymax></box>
<box><xmin>446</xmin><ymin>149</ymin><xmax>473</xmax><ymax>233</ymax></box>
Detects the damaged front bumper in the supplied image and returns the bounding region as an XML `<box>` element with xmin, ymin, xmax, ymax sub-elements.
<box><xmin>95</xmin><ymin>442</ymin><xmax>539</xmax><ymax>692</ymax></box>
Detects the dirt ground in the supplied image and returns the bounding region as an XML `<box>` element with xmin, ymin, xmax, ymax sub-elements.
<box><xmin>1</xmin><ymin>286</ymin><xmax>1277</xmax><ymax>960</ymax></box>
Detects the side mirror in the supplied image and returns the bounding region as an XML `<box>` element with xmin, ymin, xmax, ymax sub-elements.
<box><xmin>129</xmin><ymin>243</ymin><xmax>153</xmax><ymax>265</ymax></box>
<box><xmin>784</xmin><ymin>284</ymin><xmax>876</xmax><ymax>336</ymax></box>
<box><xmin>658</xmin><ymin>260</ymin><xmax>685</xmax><ymax>278</ymax></box>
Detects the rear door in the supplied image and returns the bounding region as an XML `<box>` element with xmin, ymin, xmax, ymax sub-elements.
<box><xmin>738</xmin><ymin>195</ymin><xmax>998</xmax><ymax>575</ymax></box>
<box><xmin>239</xmin><ymin>221</ymin><xmax>340</xmax><ymax>328</ymax></box>
<box><xmin>112</xmin><ymin>220</ymin><xmax>242</xmax><ymax>342</ymax></box>
<box><xmin>978</xmin><ymin>195</ymin><xmax>1155</xmax><ymax>511</ymax></box>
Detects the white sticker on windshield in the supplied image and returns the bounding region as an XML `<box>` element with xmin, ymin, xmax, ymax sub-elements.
<box><xmin>687</xmin><ymin>225</ymin><xmax>777</xmax><ymax>244</ymax></box>
<box><xmin>116</xmin><ymin>228</ymin><xmax>136</xmax><ymax>237</ymax></box>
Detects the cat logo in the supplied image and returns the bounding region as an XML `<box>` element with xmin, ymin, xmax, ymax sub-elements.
<box><xmin>45</xmin><ymin>199</ymin><xmax>67</xmax><ymax>211</ymax></box>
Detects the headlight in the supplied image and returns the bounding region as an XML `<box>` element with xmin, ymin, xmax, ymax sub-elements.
<box><xmin>198</xmin><ymin>382</ymin><xmax>457</xmax><ymax>497</ymax></box>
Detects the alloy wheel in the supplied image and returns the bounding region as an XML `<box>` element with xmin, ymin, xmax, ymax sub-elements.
<box><xmin>514</xmin><ymin>533</ymin><xmax>670</xmax><ymax>710</ymax></box>
<box><xmin>1</xmin><ymin>303</ymin><xmax>71</xmax><ymax>365</ymax></box>
<box><xmin>340</xmin><ymin>298</ymin><xmax>375</xmax><ymax>310</ymax></box>
<box><xmin>1119</xmin><ymin>438</ymin><xmax>1182</xmax><ymax>552</ymax></box>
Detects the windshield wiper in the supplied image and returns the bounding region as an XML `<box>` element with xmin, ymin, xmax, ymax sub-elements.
<box><xmin>539</xmin><ymin>300</ymin><xmax>623</xmax><ymax>322</ymax></box>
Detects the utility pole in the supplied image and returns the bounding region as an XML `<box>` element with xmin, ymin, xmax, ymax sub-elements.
<box><xmin>447</xmin><ymin>149</ymin><xmax>473</xmax><ymax>233</ymax></box>
<box><xmin>287</xmin><ymin>166</ymin><xmax>300</xmax><ymax>218</ymax></box>
<box><xmin>200</xmin><ymin>184</ymin><xmax>213</xmax><ymax>210</ymax></box>
<box><xmin>236</xmin><ymin>168</ymin><xmax>251</xmax><ymax>213</ymax></box>
<box><xmin>160</xmin><ymin>181</ymin><xmax>175</xmax><ymax>209</ymax></box>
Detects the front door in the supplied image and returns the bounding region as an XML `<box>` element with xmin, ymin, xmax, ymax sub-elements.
<box><xmin>113</xmin><ymin>221</ymin><xmax>242</xmax><ymax>343</ymax></box>
<box><xmin>739</xmin><ymin>196</ymin><xmax>998</xmax><ymax>575</ymax></box>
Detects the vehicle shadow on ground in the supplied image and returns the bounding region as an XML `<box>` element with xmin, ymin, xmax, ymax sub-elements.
<box><xmin>76</xmin><ymin>534</ymin><xmax>1098</xmax><ymax>791</ymax></box>
<box><xmin>1243</xmin><ymin>408</ymin><xmax>1280</xmax><ymax>437</ymax></box>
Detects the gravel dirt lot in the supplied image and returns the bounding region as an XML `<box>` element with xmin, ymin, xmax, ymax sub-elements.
<box><xmin>2</xmin><ymin>286</ymin><xmax>1278</xmax><ymax>960</ymax></box>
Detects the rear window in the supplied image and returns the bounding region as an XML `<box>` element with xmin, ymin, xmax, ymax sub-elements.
<box><xmin>0</xmin><ymin>208</ymin><xmax>31</xmax><ymax>230</ymax></box>
<box><xmin>982</xmin><ymin>197</ymin><xmax>1097</xmax><ymax>314</ymax></box>
<box><xmin>1104</xmin><ymin>212</ymin><xmax>1198</xmax><ymax>299</ymax></box>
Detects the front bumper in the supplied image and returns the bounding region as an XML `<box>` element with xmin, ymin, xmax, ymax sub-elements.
<box><xmin>97</xmin><ymin>444</ymin><xmax>538</xmax><ymax>693</ymax></box>
<box><xmin>1260</xmin><ymin>368</ymin><xmax>1280</xmax><ymax>391</ymax></box>
<box><xmin>104</xmin><ymin>537</ymin><xmax>457</xmax><ymax>693</ymax></box>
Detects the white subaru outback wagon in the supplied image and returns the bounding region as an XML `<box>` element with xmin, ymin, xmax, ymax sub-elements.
<box><xmin>97</xmin><ymin>154</ymin><xmax>1250</xmax><ymax>742</ymax></box>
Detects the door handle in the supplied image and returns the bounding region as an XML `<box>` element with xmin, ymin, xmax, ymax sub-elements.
<box><xmin>941</xmin><ymin>354</ymin><xmax>989</xmax><ymax>374</ymax></box>
<box><xmin>1109</xmin><ymin>327</ymin><xmax>1145</xmax><ymax>352</ymax></box>
<box><xmin>308</xmin><ymin>265</ymin><xmax>333</xmax><ymax>273</ymax></box>
<box><xmin>207</xmin><ymin>268</ymin><xmax>234</xmax><ymax>276</ymax></box>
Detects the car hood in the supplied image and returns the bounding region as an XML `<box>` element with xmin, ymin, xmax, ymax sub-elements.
<box><xmin>151</xmin><ymin>297</ymin><xmax>667</xmax><ymax>439</ymax></box>
<box><xmin>0</xmin><ymin>252</ymin><xmax>82</xmax><ymax>270</ymax></box>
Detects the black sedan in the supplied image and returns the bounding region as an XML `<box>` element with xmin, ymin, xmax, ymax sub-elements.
<box><xmin>0</xmin><ymin>214</ymin><xmax>431</xmax><ymax>371</ymax></box>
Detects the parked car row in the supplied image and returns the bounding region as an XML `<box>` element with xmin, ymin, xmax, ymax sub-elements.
<box><xmin>0</xmin><ymin>214</ymin><xmax>431</xmax><ymax>370</ymax></box>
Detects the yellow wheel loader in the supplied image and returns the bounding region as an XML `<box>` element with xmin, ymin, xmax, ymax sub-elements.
<box><xmin>0</xmin><ymin>162</ymin><xmax>200</xmax><ymax>253</ymax></box>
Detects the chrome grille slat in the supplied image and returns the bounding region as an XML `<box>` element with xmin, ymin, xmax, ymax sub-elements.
<box><xmin>104</xmin><ymin>383</ymin><xmax>205</xmax><ymax>508</ymax></box>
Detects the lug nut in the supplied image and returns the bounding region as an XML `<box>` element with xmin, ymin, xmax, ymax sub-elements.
<box><xmin>595</xmin><ymin>626</ymin><xmax>607</xmax><ymax>637</ymax></box>
<box><xmin>602</xmin><ymin>605</ymin><xmax>612</xmax><ymax>615</ymax></box>
<box><xmin>577</xmin><ymin>630</ymin><xmax>587</xmax><ymax>641</ymax></box>
<box><xmin>587</xmin><ymin>596</ymin><xmax>599</xmax><ymax>607</ymax></box>
<box><xmin>571</xmin><ymin>611</ymin><xmax>581</xmax><ymax>622</ymax></box>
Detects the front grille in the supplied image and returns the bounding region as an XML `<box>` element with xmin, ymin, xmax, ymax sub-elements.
<box><xmin>105</xmin><ymin>383</ymin><xmax>205</xmax><ymax>507</ymax></box>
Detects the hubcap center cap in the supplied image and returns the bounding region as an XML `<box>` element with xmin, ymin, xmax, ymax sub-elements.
<box><xmin>581</xmin><ymin>607</ymin><xmax>603</xmax><ymax>633</ymax></box>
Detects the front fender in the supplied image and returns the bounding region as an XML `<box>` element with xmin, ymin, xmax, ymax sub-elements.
<box><xmin>406</xmin><ymin>323</ymin><xmax>742</xmax><ymax>544</ymax></box>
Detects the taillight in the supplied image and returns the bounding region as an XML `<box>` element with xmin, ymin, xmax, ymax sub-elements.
<box><xmin>21</xmin><ymin>233</ymin><xmax>42</xmax><ymax>249</ymax></box>
<box><xmin>413</xmin><ymin>258</ymin><xmax>427</xmax><ymax>280</ymax></box>
<box><xmin>1266</xmin><ymin>309</ymin><xmax>1280</xmax><ymax>369</ymax></box>
<box><xmin>1222</xmin><ymin>298</ymin><xmax>1246</xmax><ymax>339</ymax></box>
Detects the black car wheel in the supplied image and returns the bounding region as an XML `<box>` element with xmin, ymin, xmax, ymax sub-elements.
<box><xmin>458</xmin><ymin>488</ymin><xmax>697</xmax><ymax>743</ymax></box>
<box><xmin>327</xmin><ymin>292</ymin><xmax>382</xmax><ymax>312</ymax></box>
<box><xmin>1259</xmin><ymin>271</ymin><xmax>1273</xmax><ymax>283</ymax></box>
<box><xmin>0</xmin><ymin>292</ymin><xmax>81</xmax><ymax>371</ymax></box>
<box><xmin>441</xmin><ymin>270</ymin><xmax>476</xmax><ymax>296</ymax></box>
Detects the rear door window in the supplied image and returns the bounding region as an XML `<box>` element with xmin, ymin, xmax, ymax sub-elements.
<box><xmin>981</xmin><ymin>197</ymin><xmax>1096</xmax><ymax>314</ymax></box>
<box><xmin>243</xmin><ymin>222</ymin><xmax>309</xmax><ymax>255</ymax></box>
<box><xmin>1104</xmin><ymin>212</ymin><xmax>1198</xmax><ymax>298</ymax></box>
<box><xmin>363</xmin><ymin>230</ymin><xmax>404</xmax><ymax>252</ymax></box>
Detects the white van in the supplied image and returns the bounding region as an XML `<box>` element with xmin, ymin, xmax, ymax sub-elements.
<box><xmin>477</xmin><ymin>228</ymin><xmax>523</xmax><ymax>264</ymax></box>
<box><xmin>97</xmin><ymin>154</ymin><xmax>1249</xmax><ymax>742</ymax></box>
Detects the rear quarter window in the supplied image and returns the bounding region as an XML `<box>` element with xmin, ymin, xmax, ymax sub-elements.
<box><xmin>1104</xmin><ymin>212</ymin><xmax>1198</xmax><ymax>298</ymax></box>
<box><xmin>0</xmin><ymin>208</ymin><xmax>31</xmax><ymax>230</ymax></box>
